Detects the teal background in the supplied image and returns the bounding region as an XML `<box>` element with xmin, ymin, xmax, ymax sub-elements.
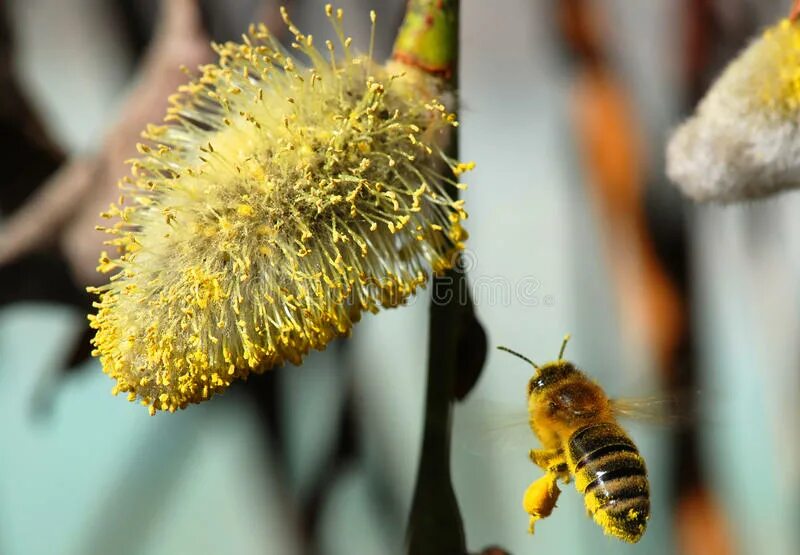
<box><xmin>2</xmin><ymin>0</ymin><xmax>800</xmax><ymax>554</ymax></box>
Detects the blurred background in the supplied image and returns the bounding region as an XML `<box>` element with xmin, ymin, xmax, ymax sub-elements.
<box><xmin>1</xmin><ymin>0</ymin><xmax>799</xmax><ymax>554</ymax></box>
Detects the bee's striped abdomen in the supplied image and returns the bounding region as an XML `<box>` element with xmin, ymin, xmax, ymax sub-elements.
<box><xmin>568</xmin><ymin>422</ymin><xmax>649</xmax><ymax>543</ymax></box>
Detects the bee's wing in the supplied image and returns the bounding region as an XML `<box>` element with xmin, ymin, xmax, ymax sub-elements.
<box><xmin>610</xmin><ymin>391</ymin><xmax>701</xmax><ymax>428</ymax></box>
<box><xmin>453</xmin><ymin>398</ymin><xmax>533</xmax><ymax>456</ymax></box>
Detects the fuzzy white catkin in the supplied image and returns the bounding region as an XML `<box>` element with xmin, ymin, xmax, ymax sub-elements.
<box><xmin>667</xmin><ymin>19</ymin><xmax>800</xmax><ymax>203</ymax></box>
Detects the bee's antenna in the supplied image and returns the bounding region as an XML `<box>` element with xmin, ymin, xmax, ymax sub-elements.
<box><xmin>497</xmin><ymin>346</ymin><xmax>540</xmax><ymax>369</ymax></box>
<box><xmin>558</xmin><ymin>334</ymin><xmax>571</xmax><ymax>360</ymax></box>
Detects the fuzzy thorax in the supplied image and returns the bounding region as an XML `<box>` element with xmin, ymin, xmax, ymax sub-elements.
<box><xmin>89</xmin><ymin>7</ymin><xmax>471</xmax><ymax>414</ymax></box>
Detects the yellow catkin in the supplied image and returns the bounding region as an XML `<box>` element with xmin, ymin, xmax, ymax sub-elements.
<box><xmin>755</xmin><ymin>18</ymin><xmax>800</xmax><ymax>115</ymax></box>
<box><xmin>88</xmin><ymin>5</ymin><xmax>473</xmax><ymax>414</ymax></box>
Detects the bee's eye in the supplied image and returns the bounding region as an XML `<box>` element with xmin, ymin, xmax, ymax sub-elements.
<box><xmin>530</xmin><ymin>377</ymin><xmax>546</xmax><ymax>392</ymax></box>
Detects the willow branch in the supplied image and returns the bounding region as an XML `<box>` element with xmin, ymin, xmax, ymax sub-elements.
<box><xmin>392</xmin><ymin>0</ymin><xmax>458</xmax><ymax>79</ymax></box>
<box><xmin>0</xmin><ymin>159</ymin><xmax>99</xmax><ymax>265</ymax></box>
<box><xmin>394</xmin><ymin>2</ymin><xmax>482</xmax><ymax>553</ymax></box>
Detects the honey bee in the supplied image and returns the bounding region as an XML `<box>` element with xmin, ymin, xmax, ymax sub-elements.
<box><xmin>497</xmin><ymin>335</ymin><xmax>650</xmax><ymax>543</ymax></box>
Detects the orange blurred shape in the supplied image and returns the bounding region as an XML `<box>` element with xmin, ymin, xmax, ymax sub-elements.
<box><xmin>557</xmin><ymin>0</ymin><xmax>603</xmax><ymax>63</ymax></box>
<box><xmin>683</xmin><ymin>0</ymin><xmax>715</xmax><ymax>90</ymax></box>
<box><xmin>560</xmin><ymin>0</ymin><xmax>684</xmax><ymax>370</ymax></box>
<box><xmin>677</xmin><ymin>488</ymin><xmax>735</xmax><ymax>555</ymax></box>
<box><xmin>571</xmin><ymin>67</ymin><xmax>684</xmax><ymax>369</ymax></box>
<box><xmin>476</xmin><ymin>548</ymin><xmax>510</xmax><ymax>555</ymax></box>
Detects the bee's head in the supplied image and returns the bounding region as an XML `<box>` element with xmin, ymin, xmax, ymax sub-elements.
<box><xmin>499</xmin><ymin>336</ymin><xmax>607</xmax><ymax>430</ymax></box>
<box><xmin>497</xmin><ymin>334</ymin><xmax>576</xmax><ymax>401</ymax></box>
<box><xmin>526</xmin><ymin>360</ymin><xmax>579</xmax><ymax>398</ymax></box>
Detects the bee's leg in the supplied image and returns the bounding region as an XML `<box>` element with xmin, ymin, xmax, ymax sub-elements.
<box><xmin>530</xmin><ymin>449</ymin><xmax>571</xmax><ymax>484</ymax></box>
<box><xmin>529</xmin><ymin>448</ymin><xmax>558</xmax><ymax>469</ymax></box>
<box><xmin>523</xmin><ymin>472</ymin><xmax>562</xmax><ymax>534</ymax></box>
<box><xmin>529</xmin><ymin>448</ymin><xmax>565</xmax><ymax>472</ymax></box>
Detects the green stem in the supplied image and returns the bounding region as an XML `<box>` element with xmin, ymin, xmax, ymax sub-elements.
<box><xmin>392</xmin><ymin>0</ymin><xmax>458</xmax><ymax>80</ymax></box>
<box><xmin>396</xmin><ymin>2</ymin><xmax>475</xmax><ymax>554</ymax></box>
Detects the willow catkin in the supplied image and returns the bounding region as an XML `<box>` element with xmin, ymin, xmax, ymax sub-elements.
<box><xmin>668</xmin><ymin>18</ymin><xmax>800</xmax><ymax>202</ymax></box>
<box><xmin>89</xmin><ymin>6</ymin><xmax>471</xmax><ymax>414</ymax></box>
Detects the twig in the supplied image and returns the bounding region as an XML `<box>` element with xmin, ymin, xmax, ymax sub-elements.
<box><xmin>394</xmin><ymin>2</ymin><xmax>486</xmax><ymax>553</ymax></box>
<box><xmin>0</xmin><ymin>0</ymin><xmax>212</xmax><ymax>284</ymax></box>
<box><xmin>0</xmin><ymin>159</ymin><xmax>99</xmax><ymax>265</ymax></box>
<box><xmin>392</xmin><ymin>0</ymin><xmax>458</xmax><ymax>79</ymax></box>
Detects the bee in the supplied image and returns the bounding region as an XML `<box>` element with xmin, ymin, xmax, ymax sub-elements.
<box><xmin>497</xmin><ymin>335</ymin><xmax>650</xmax><ymax>543</ymax></box>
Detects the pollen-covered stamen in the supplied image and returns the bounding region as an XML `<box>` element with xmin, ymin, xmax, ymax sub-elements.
<box><xmin>756</xmin><ymin>19</ymin><xmax>800</xmax><ymax>116</ymax></box>
<box><xmin>89</xmin><ymin>5</ymin><xmax>474</xmax><ymax>414</ymax></box>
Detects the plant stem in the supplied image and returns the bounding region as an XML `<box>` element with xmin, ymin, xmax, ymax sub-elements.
<box><xmin>406</xmin><ymin>266</ymin><xmax>472</xmax><ymax>555</ymax></box>
<box><xmin>394</xmin><ymin>2</ymin><xmax>476</xmax><ymax>554</ymax></box>
<box><xmin>392</xmin><ymin>0</ymin><xmax>459</xmax><ymax>80</ymax></box>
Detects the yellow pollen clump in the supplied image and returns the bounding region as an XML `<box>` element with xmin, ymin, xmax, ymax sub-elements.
<box><xmin>88</xmin><ymin>6</ymin><xmax>472</xmax><ymax>414</ymax></box>
<box><xmin>755</xmin><ymin>18</ymin><xmax>800</xmax><ymax>115</ymax></box>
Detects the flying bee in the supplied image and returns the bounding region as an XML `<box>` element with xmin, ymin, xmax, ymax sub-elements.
<box><xmin>497</xmin><ymin>335</ymin><xmax>650</xmax><ymax>544</ymax></box>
